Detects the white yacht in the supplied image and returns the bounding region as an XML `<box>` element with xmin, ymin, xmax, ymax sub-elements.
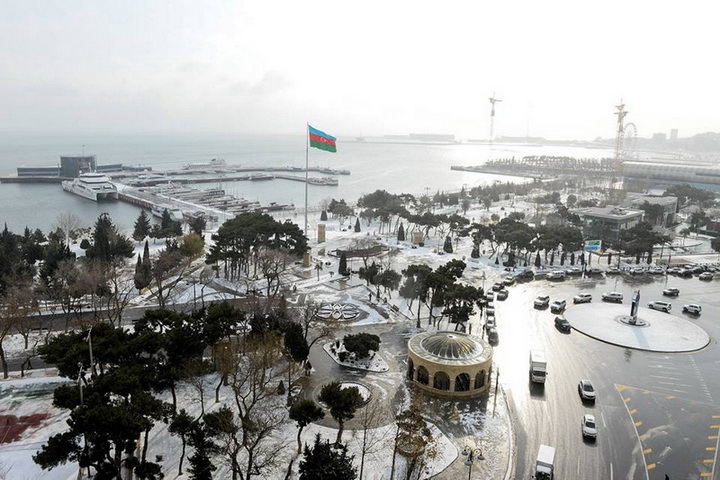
<box><xmin>151</xmin><ymin>205</ymin><xmax>184</xmax><ymax>223</ymax></box>
<box><xmin>61</xmin><ymin>172</ymin><xmax>119</xmax><ymax>201</ymax></box>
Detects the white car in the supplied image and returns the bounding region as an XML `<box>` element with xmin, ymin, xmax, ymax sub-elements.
<box><xmin>534</xmin><ymin>295</ymin><xmax>550</xmax><ymax>309</ymax></box>
<box><xmin>602</xmin><ymin>292</ymin><xmax>623</xmax><ymax>303</ymax></box>
<box><xmin>581</xmin><ymin>414</ymin><xmax>597</xmax><ymax>440</ymax></box>
<box><xmin>648</xmin><ymin>301</ymin><xmax>672</xmax><ymax>313</ymax></box>
<box><xmin>699</xmin><ymin>272</ymin><xmax>714</xmax><ymax>281</ymax></box>
<box><xmin>550</xmin><ymin>300</ymin><xmax>567</xmax><ymax>313</ymax></box>
<box><xmin>547</xmin><ymin>270</ymin><xmax>566</xmax><ymax>280</ymax></box>
<box><xmin>573</xmin><ymin>293</ymin><xmax>592</xmax><ymax>304</ymax></box>
<box><xmin>682</xmin><ymin>304</ymin><xmax>702</xmax><ymax>315</ymax></box>
<box><xmin>578</xmin><ymin>379</ymin><xmax>596</xmax><ymax>402</ymax></box>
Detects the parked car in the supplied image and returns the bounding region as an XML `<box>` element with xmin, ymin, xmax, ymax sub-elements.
<box><xmin>606</xmin><ymin>266</ymin><xmax>621</xmax><ymax>275</ymax></box>
<box><xmin>581</xmin><ymin>414</ymin><xmax>598</xmax><ymax>440</ymax></box>
<box><xmin>547</xmin><ymin>270</ymin><xmax>566</xmax><ymax>281</ymax></box>
<box><xmin>662</xmin><ymin>288</ymin><xmax>680</xmax><ymax>297</ymax></box>
<box><xmin>487</xmin><ymin>327</ymin><xmax>499</xmax><ymax>344</ymax></box>
<box><xmin>573</xmin><ymin>293</ymin><xmax>592</xmax><ymax>304</ymax></box>
<box><xmin>486</xmin><ymin>306</ymin><xmax>495</xmax><ymax>317</ymax></box>
<box><xmin>602</xmin><ymin>292</ymin><xmax>623</xmax><ymax>303</ymax></box>
<box><xmin>567</xmin><ymin>267</ymin><xmax>583</xmax><ymax>276</ymax></box>
<box><xmin>682</xmin><ymin>304</ymin><xmax>702</xmax><ymax>315</ymax></box>
<box><xmin>502</xmin><ymin>277</ymin><xmax>516</xmax><ymax>286</ymax></box>
<box><xmin>578</xmin><ymin>379</ymin><xmax>596</xmax><ymax>402</ymax></box>
<box><xmin>648</xmin><ymin>301</ymin><xmax>672</xmax><ymax>313</ymax></box>
<box><xmin>485</xmin><ymin>291</ymin><xmax>494</xmax><ymax>301</ymax></box>
<box><xmin>534</xmin><ymin>295</ymin><xmax>550</xmax><ymax>309</ymax></box>
<box><xmin>492</xmin><ymin>282</ymin><xmax>505</xmax><ymax>292</ymax></box>
<box><xmin>554</xmin><ymin>316</ymin><xmax>571</xmax><ymax>332</ymax></box>
<box><xmin>699</xmin><ymin>272</ymin><xmax>714</xmax><ymax>281</ymax></box>
<box><xmin>486</xmin><ymin>317</ymin><xmax>496</xmax><ymax>329</ymax></box>
<box><xmin>497</xmin><ymin>289</ymin><xmax>509</xmax><ymax>300</ymax></box>
<box><xmin>550</xmin><ymin>300</ymin><xmax>567</xmax><ymax>313</ymax></box>
<box><xmin>679</xmin><ymin>269</ymin><xmax>694</xmax><ymax>278</ymax></box>
<box><xmin>587</xmin><ymin>268</ymin><xmax>603</xmax><ymax>275</ymax></box>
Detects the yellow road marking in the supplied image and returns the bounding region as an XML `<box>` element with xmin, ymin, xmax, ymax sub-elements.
<box><xmin>665</xmin><ymin>396</ymin><xmax>675</xmax><ymax>400</ymax></box>
<box><xmin>711</xmin><ymin>425</ymin><xmax>720</xmax><ymax>429</ymax></box>
<box><xmin>709</xmin><ymin>435</ymin><xmax>719</xmax><ymax>440</ymax></box>
<box><xmin>625</xmin><ymin>397</ymin><xmax>632</xmax><ymax>403</ymax></box>
<box><xmin>635</xmin><ymin>421</ymin><xmax>643</xmax><ymax>427</ymax></box>
<box><xmin>616</xmin><ymin>384</ymin><xmax>628</xmax><ymax>392</ymax></box>
<box><xmin>642</xmin><ymin>390</ymin><xmax>650</xmax><ymax>394</ymax></box>
<box><xmin>640</xmin><ymin>434</ymin><xmax>649</xmax><ymax>441</ymax></box>
<box><xmin>643</xmin><ymin>448</ymin><xmax>652</xmax><ymax>454</ymax></box>
<box><xmin>647</xmin><ymin>463</ymin><xmax>656</xmax><ymax>470</ymax></box>
<box><xmin>629</xmin><ymin>408</ymin><xmax>637</xmax><ymax>414</ymax></box>
<box><xmin>706</xmin><ymin>447</ymin><xmax>716</xmax><ymax>451</ymax></box>
<box><xmin>712</xmin><ymin>415</ymin><xmax>720</xmax><ymax>419</ymax></box>
<box><xmin>703</xmin><ymin>459</ymin><xmax>714</xmax><ymax>464</ymax></box>
<box><xmin>701</xmin><ymin>473</ymin><xmax>712</xmax><ymax>477</ymax></box>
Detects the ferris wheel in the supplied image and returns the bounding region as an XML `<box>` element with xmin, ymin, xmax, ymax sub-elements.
<box><xmin>623</xmin><ymin>122</ymin><xmax>638</xmax><ymax>158</ymax></box>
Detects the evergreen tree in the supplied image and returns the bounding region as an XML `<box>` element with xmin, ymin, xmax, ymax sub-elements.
<box><xmin>318</xmin><ymin>381</ymin><xmax>365</xmax><ymax>445</ymax></box>
<box><xmin>187</xmin><ymin>422</ymin><xmax>216</xmax><ymax>480</ymax></box>
<box><xmin>299</xmin><ymin>434</ymin><xmax>357</xmax><ymax>480</ymax></box>
<box><xmin>397</xmin><ymin>222</ymin><xmax>405</xmax><ymax>242</ymax></box>
<box><xmin>443</xmin><ymin>236</ymin><xmax>453</xmax><ymax>254</ymax></box>
<box><xmin>169</xmin><ymin>410</ymin><xmax>195</xmax><ymax>477</ymax></box>
<box><xmin>354</xmin><ymin>218</ymin><xmax>361</xmax><ymax>232</ymax></box>
<box><xmin>85</xmin><ymin>213</ymin><xmax>134</xmax><ymax>263</ymax></box>
<box><xmin>471</xmin><ymin>244</ymin><xmax>479</xmax><ymax>258</ymax></box>
<box><xmin>133</xmin><ymin>210</ymin><xmax>152</xmax><ymax>242</ymax></box>
<box><xmin>289</xmin><ymin>400</ymin><xmax>325</xmax><ymax>454</ymax></box>
<box><xmin>320</xmin><ymin>210</ymin><xmax>328</xmax><ymax>221</ymax></box>
<box><xmin>338</xmin><ymin>252</ymin><xmax>348</xmax><ymax>276</ymax></box>
<box><xmin>187</xmin><ymin>215</ymin><xmax>207</xmax><ymax>236</ymax></box>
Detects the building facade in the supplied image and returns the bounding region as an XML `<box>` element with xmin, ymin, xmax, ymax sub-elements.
<box><xmin>574</xmin><ymin>206</ymin><xmax>644</xmax><ymax>241</ymax></box>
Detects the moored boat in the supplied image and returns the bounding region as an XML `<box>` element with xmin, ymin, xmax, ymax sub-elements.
<box><xmin>61</xmin><ymin>172</ymin><xmax>119</xmax><ymax>201</ymax></box>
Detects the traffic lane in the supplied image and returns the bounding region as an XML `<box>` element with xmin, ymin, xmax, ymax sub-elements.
<box><xmin>494</xmin><ymin>277</ymin><xmax>667</xmax><ymax>480</ymax></box>
<box><xmin>493</xmin><ymin>282</ymin><xmax>630</xmax><ymax>480</ymax></box>
<box><xmin>615</xmin><ymin>384</ymin><xmax>720</xmax><ymax>479</ymax></box>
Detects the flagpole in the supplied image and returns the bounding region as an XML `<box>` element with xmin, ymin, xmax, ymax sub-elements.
<box><xmin>304</xmin><ymin>123</ymin><xmax>309</xmax><ymax>238</ymax></box>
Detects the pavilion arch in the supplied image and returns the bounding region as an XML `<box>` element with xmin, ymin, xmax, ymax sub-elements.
<box><xmin>433</xmin><ymin>371</ymin><xmax>450</xmax><ymax>391</ymax></box>
<box><xmin>455</xmin><ymin>373</ymin><xmax>471</xmax><ymax>392</ymax></box>
<box><xmin>416</xmin><ymin>366</ymin><xmax>429</xmax><ymax>385</ymax></box>
<box><xmin>474</xmin><ymin>370</ymin><xmax>486</xmax><ymax>389</ymax></box>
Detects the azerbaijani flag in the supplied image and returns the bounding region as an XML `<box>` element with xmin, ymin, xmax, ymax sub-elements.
<box><xmin>308</xmin><ymin>125</ymin><xmax>337</xmax><ymax>153</ymax></box>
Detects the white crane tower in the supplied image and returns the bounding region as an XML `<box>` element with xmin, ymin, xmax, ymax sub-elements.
<box><xmin>489</xmin><ymin>93</ymin><xmax>502</xmax><ymax>144</ymax></box>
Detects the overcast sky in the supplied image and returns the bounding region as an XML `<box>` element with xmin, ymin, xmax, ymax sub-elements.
<box><xmin>1</xmin><ymin>1</ymin><xmax>717</xmax><ymax>140</ymax></box>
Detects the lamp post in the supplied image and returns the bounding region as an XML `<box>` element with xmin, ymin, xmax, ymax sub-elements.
<box><xmin>461</xmin><ymin>445</ymin><xmax>484</xmax><ymax>479</ymax></box>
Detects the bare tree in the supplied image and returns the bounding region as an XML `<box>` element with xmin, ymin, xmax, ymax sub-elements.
<box><xmin>54</xmin><ymin>213</ymin><xmax>83</xmax><ymax>245</ymax></box>
<box><xmin>151</xmin><ymin>249</ymin><xmax>192</xmax><ymax>308</ymax></box>
<box><xmin>0</xmin><ymin>283</ymin><xmax>36</xmax><ymax>378</ymax></box>
<box><xmin>358</xmin><ymin>398</ymin><xmax>393</xmax><ymax>480</ymax></box>
<box><xmin>101</xmin><ymin>263</ymin><xmax>135</xmax><ymax>327</ymax></box>
<box><xmin>256</xmin><ymin>247</ymin><xmax>293</xmax><ymax>299</ymax></box>
<box><xmin>210</xmin><ymin>332</ymin><xmax>288</xmax><ymax>479</ymax></box>
<box><xmin>297</xmin><ymin>300</ymin><xmax>338</xmax><ymax>351</ymax></box>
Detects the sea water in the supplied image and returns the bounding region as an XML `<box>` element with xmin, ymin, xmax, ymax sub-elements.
<box><xmin>0</xmin><ymin>133</ymin><xmax>614</xmax><ymax>233</ymax></box>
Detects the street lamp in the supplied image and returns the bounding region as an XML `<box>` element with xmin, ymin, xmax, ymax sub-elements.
<box><xmin>461</xmin><ymin>445</ymin><xmax>484</xmax><ymax>479</ymax></box>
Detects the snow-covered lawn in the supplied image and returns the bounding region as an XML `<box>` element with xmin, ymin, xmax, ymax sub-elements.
<box><xmin>323</xmin><ymin>341</ymin><xmax>389</xmax><ymax>373</ymax></box>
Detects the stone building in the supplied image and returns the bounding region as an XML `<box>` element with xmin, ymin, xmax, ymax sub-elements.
<box><xmin>407</xmin><ymin>331</ymin><xmax>493</xmax><ymax>398</ymax></box>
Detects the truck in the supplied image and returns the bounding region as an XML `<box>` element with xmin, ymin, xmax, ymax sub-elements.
<box><xmin>529</xmin><ymin>350</ymin><xmax>547</xmax><ymax>384</ymax></box>
<box><xmin>535</xmin><ymin>444</ymin><xmax>555</xmax><ymax>479</ymax></box>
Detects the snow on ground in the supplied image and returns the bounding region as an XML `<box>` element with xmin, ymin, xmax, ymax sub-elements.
<box><xmin>0</xmin><ymin>198</ymin><xmax>535</xmax><ymax>479</ymax></box>
<box><xmin>322</xmin><ymin>342</ymin><xmax>389</xmax><ymax>373</ymax></box>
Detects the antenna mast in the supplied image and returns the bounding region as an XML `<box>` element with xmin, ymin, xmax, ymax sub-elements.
<box><xmin>489</xmin><ymin>93</ymin><xmax>502</xmax><ymax>144</ymax></box>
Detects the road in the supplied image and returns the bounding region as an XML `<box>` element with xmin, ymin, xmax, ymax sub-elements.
<box><xmin>490</xmin><ymin>271</ymin><xmax>720</xmax><ymax>480</ymax></box>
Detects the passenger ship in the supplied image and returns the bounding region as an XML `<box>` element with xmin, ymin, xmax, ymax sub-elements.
<box><xmin>61</xmin><ymin>172</ymin><xmax>119</xmax><ymax>201</ymax></box>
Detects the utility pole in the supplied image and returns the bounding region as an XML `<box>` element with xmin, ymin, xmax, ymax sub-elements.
<box><xmin>489</xmin><ymin>93</ymin><xmax>502</xmax><ymax>144</ymax></box>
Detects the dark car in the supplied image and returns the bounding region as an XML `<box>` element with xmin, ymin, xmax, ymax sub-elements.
<box><xmin>554</xmin><ymin>316</ymin><xmax>571</xmax><ymax>332</ymax></box>
<box><xmin>492</xmin><ymin>282</ymin><xmax>505</xmax><ymax>292</ymax></box>
<box><xmin>487</xmin><ymin>327</ymin><xmax>499</xmax><ymax>344</ymax></box>
<box><xmin>663</xmin><ymin>288</ymin><xmax>680</xmax><ymax>297</ymax></box>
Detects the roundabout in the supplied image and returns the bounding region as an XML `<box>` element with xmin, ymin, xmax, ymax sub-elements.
<box><xmin>565</xmin><ymin>303</ymin><xmax>711</xmax><ymax>352</ymax></box>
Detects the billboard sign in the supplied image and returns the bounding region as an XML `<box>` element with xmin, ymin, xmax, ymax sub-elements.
<box><xmin>584</xmin><ymin>239</ymin><xmax>602</xmax><ymax>252</ymax></box>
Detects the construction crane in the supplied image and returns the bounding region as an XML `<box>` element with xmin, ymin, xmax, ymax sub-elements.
<box><xmin>614</xmin><ymin>100</ymin><xmax>628</xmax><ymax>171</ymax></box>
<box><xmin>489</xmin><ymin>93</ymin><xmax>502</xmax><ymax>144</ymax></box>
